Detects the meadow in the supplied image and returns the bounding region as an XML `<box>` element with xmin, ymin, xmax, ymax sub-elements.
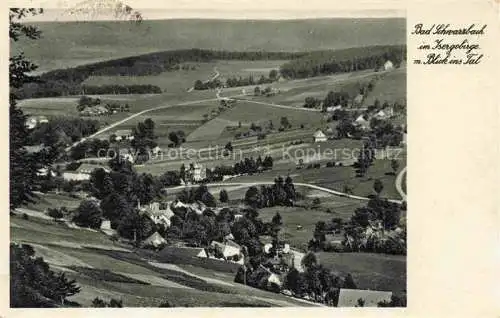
<box><xmin>258</xmin><ymin>200</ymin><xmax>364</xmax><ymax>251</ymax></box>
<box><xmin>83</xmin><ymin>63</ymin><xmax>216</xmax><ymax>93</ymax></box>
<box><xmin>10</xmin><ymin>214</ymin><xmax>315</xmax><ymax>307</ymax></box>
<box><xmin>318</xmin><ymin>252</ymin><xmax>406</xmax><ymax>293</ymax></box>
<box><xmin>362</xmin><ymin>66</ymin><xmax>407</xmax><ymax>106</ymax></box>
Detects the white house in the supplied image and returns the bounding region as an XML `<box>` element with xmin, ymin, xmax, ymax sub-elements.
<box><xmin>198</xmin><ymin>240</ymin><xmax>245</xmax><ymax>265</ymax></box>
<box><xmin>313</xmin><ymin>130</ymin><xmax>327</xmax><ymax>143</ymax></box>
<box><xmin>25</xmin><ymin>116</ymin><xmax>38</xmax><ymax>129</ymax></box>
<box><xmin>374</xmin><ymin>110</ymin><xmax>389</xmax><ymax>120</ymax></box>
<box><xmin>114</xmin><ymin>129</ymin><xmax>134</xmax><ymax>142</ymax></box>
<box><xmin>383</xmin><ymin>60</ymin><xmax>394</xmax><ymax>71</ymax></box>
<box><xmin>63</xmin><ymin>164</ymin><xmax>110</xmax><ymax>181</ymax></box>
<box><xmin>326</xmin><ymin>105</ymin><xmax>343</xmax><ymax>112</ymax></box>
<box><xmin>353</xmin><ymin>115</ymin><xmax>370</xmax><ymax>131</ymax></box>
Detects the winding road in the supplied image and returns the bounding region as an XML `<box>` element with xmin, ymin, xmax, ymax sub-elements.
<box><xmin>395</xmin><ymin>166</ymin><xmax>407</xmax><ymax>201</ymax></box>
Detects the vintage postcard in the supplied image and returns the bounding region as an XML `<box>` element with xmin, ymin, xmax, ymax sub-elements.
<box><xmin>3</xmin><ymin>0</ymin><xmax>499</xmax><ymax>316</ymax></box>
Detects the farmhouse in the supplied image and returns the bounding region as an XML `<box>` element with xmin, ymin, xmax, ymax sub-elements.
<box><xmin>353</xmin><ymin>115</ymin><xmax>370</xmax><ymax>131</ymax></box>
<box><xmin>337</xmin><ymin>289</ymin><xmax>393</xmax><ymax>307</ymax></box>
<box><xmin>63</xmin><ymin>164</ymin><xmax>110</xmax><ymax>181</ymax></box>
<box><xmin>383</xmin><ymin>60</ymin><xmax>394</xmax><ymax>71</ymax></box>
<box><xmin>114</xmin><ymin>129</ymin><xmax>134</xmax><ymax>141</ymax></box>
<box><xmin>25</xmin><ymin>115</ymin><xmax>49</xmax><ymax>129</ymax></box>
<box><xmin>198</xmin><ymin>240</ymin><xmax>245</xmax><ymax>264</ymax></box>
<box><xmin>25</xmin><ymin>116</ymin><xmax>38</xmax><ymax>129</ymax></box>
<box><xmin>374</xmin><ymin>110</ymin><xmax>389</xmax><ymax>120</ymax></box>
<box><xmin>313</xmin><ymin>129</ymin><xmax>327</xmax><ymax>143</ymax></box>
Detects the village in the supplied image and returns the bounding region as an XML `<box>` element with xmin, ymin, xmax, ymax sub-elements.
<box><xmin>10</xmin><ymin>10</ymin><xmax>407</xmax><ymax>308</ymax></box>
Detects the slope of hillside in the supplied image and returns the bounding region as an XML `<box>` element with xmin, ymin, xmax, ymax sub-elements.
<box><xmin>12</xmin><ymin>18</ymin><xmax>406</xmax><ymax>72</ymax></box>
<box><xmin>10</xmin><ymin>214</ymin><xmax>317</xmax><ymax>307</ymax></box>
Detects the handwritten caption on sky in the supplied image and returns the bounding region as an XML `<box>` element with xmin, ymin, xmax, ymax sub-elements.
<box><xmin>411</xmin><ymin>23</ymin><xmax>487</xmax><ymax>65</ymax></box>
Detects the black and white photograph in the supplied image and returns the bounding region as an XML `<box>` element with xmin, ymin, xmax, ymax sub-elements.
<box><xmin>9</xmin><ymin>3</ymin><xmax>407</xmax><ymax>308</ymax></box>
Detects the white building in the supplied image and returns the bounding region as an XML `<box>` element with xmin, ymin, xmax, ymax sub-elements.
<box><xmin>114</xmin><ymin>129</ymin><xmax>134</xmax><ymax>142</ymax></box>
<box><xmin>374</xmin><ymin>110</ymin><xmax>389</xmax><ymax>120</ymax></box>
<box><xmin>63</xmin><ymin>164</ymin><xmax>110</xmax><ymax>181</ymax></box>
<box><xmin>326</xmin><ymin>105</ymin><xmax>343</xmax><ymax>112</ymax></box>
<box><xmin>25</xmin><ymin>117</ymin><xmax>38</xmax><ymax>129</ymax></box>
<box><xmin>383</xmin><ymin>60</ymin><xmax>394</xmax><ymax>71</ymax></box>
<box><xmin>186</xmin><ymin>163</ymin><xmax>206</xmax><ymax>182</ymax></box>
<box><xmin>313</xmin><ymin>130</ymin><xmax>327</xmax><ymax>143</ymax></box>
<box><xmin>353</xmin><ymin>115</ymin><xmax>370</xmax><ymax>131</ymax></box>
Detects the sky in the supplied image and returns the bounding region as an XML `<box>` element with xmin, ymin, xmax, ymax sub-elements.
<box><xmin>15</xmin><ymin>0</ymin><xmax>406</xmax><ymax>22</ymax></box>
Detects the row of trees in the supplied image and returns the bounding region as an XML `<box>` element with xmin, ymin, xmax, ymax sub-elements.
<box><xmin>280</xmin><ymin>45</ymin><xmax>406</xmax><ymax>79</ymax></box>
<box><xmin>205</xmin><ymin>155</ymin><xmax>274</xmax><ymax>182</ymax></box>
<box><xmin>18</xmin><ymin>82</ymin><xmax>162</xmax><ymax>99</ymax></box>
<box><xmin>225</xmin><ymin>71</ymin><xmax>277</xmax><ymax>88</ymax></box>
<box><xmin>193</xmin><ymin>78</ymin><xmax>222</xmax><ymax>90</ymax></box>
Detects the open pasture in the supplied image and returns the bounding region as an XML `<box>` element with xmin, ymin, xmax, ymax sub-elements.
<box><xmin>318</xmin><ymin>252</ymin><xmax>406</xmax><ymax>293</ymax></box>
<box><xmin>83</xmin><ymin>63</ymin><xmax>217</xmax><ymax>93</ymax></box>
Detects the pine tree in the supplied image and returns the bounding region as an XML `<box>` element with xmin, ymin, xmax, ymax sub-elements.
<box><xmin>9</xmin><ymin>9</ymin><xmax>48</xmax><ymax>210</ymax></box>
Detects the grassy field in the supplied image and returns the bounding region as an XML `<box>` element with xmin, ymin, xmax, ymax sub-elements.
<box><xmin>258</xmin><ymin>201</ymin><xmax>364</xmax><ymax>250</ymax></box>
<box><xmin>10</xmin><ymin>214</ymin><xmax>315</xmax><ymax>307</ymax></box>
<box><xmin>363</xmin><ymin>67</ymin><xmax>407</xmax><ymax>106</ymax></box>
<box><xmin>317</xmin><ymin>252</ymin><xmax>406</xmax><ymax>292</ymax></box>
<box><xmin>216</xmin><ymin>60</ymin><xmax>285</xmax><ymax>78</ymax></box>
<box><xmin>14</xmin><ymin>17</ymin><xmax>405</xmax><ymax>73</ymax></box>
<box><xmin>219</xmin><ymin>100</ymin><xmax>325</xmax><ymax>127</ymax></box>
<box><xmin>228</xmin><ymin>144</ymin><xmax>407</xmax><ymax>200</ymax></box>
<box><xmin>83</xmin><ymin>63</ymin><xmax>216</xmax><ymax>93</ymax></box>
<box><xmin>20</xmin><ymin>192</ymin><xmax>82</xmax><ymax>212</ymax></box>
<box><xmin>100</xmin><ymin>101</ymin><xmax>220</xmax><ymax>145</ymax></box>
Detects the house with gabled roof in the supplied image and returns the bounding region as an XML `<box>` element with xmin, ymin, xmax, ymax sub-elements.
<box><xmin>141</xmin><ymin>231</ymin><xmax>167</xmax><ymax>249</ymax></box>
<box><xmin>313</xmin><ymin>129</ymin><xmax>327</xmax><ymax>143</ymax></box>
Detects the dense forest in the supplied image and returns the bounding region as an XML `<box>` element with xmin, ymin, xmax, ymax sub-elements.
<box><xmin>280</xmin><ymin>45</ymin><xmax>406</xmax><ymax>79</ymax></box>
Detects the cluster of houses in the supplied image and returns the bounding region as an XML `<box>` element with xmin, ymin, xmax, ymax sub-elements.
<box><xmin>79</xmin><ymin>105</ymin><xmax>110</xmax><ymax>117</ymax></box>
